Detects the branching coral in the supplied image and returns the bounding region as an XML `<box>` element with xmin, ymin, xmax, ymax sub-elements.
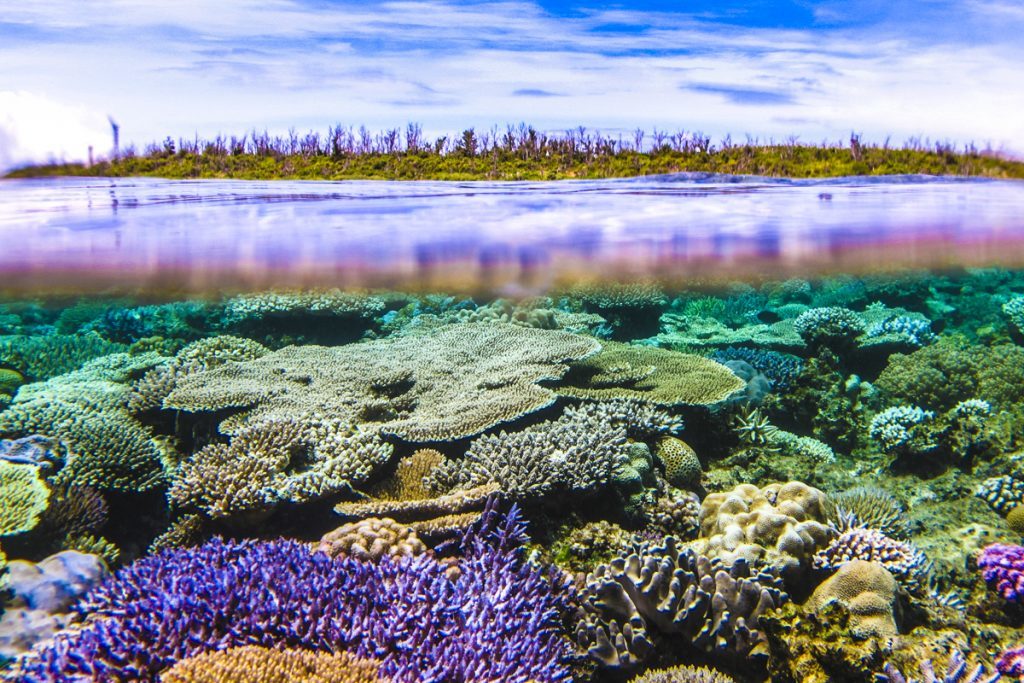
<box><xmin>170</xmin><ymin>416</ymin><xmax>392</xmax><ymax>518</ymax></box>
<box><xmin>555</xmin><ymin>341</ymin><xmax>744</xmax><ymax>406</ymax></box>
<box><xmin>976</xmin><ymin>474</ymin><xmax>1024</xmax><ymax>516</ymax></box>
<box><xmin>425</xmin><ymin>403</ymin><xmax>628</xmax><ymax>500</ymax></box>
<box><xmin>575</xmin><ymin>536</ymin><xmax>786</xmax><ymax>669</ymax></box>
<box><xmin>882</xmin><ymin>649</ymin><xmax>999</xmax><ymax>683</ymax></box>
<box><xmin>869</xmin><ymin>406</ymin><xmax>938</xmax><ymax>457</ymax></box>
<box><xmin>813</xmin><ymin>528</ymin><xmax>931</xmax><ymax>593</ymax></box>
<box><xmin>978</xmin><ymin>543</ymin><xmax>1024</xmax><ymax>602</ymax></box>
<box><xmin>0</xmin><ymin>353</ymin><xmax>171</xmax><ymax>491</ymax></box>
<box><xmin>0</xmin><ymin>333</ymin><xmax>126</xmax><ymax>381</ymax></box>
<box><xmin>792</xmin><ymin>307</ymin><xmax>865</xmax><ymax>350</ymax></box>
<box><xmin>160</xmin><ymin>647</ymin><xmax>388</xmax><ymax>683</ymax></box>
<box><xmin>10</xmin><ymin>506</ymin><xmax>575</xmax><ymax>683</ymax></box>
<box><xmin>164</xmin><ymin>323</ymin><xmax>599</xmax><ymax>442</ymax></box>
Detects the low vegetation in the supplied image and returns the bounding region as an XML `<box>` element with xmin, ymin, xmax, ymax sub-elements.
<box><xmin>7</xmin><ymin>124</ymin><xmax>1023</xmax><ymax>180</ymax></box>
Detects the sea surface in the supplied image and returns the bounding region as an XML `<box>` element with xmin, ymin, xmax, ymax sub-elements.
<box><xmin>3</xmin><ymin>174</ymin><xmax>1024</xmax><ymax>682</ymax></box>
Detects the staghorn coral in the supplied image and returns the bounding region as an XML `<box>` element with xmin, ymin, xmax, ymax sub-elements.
<box><xmin>425</xmin><ymin>403</ymin><xmax>628</xmax><ymax>500</ymax></box>
<box><xmin>805</xmin><ymin>560</ymin><xmax>900</xmax><ymax>639</ymax></box>
<box><xmin>696</xmin><ymin>482</ymin><xmax>835</xmax><ymax>579</ymax></box>
<box><xmin>0</xmin><ymin>333</ymin><xmax>126</xmax><ymax>381</ymax></box>
<box><xmin>731</xmin><ymin>408</ymin><xmax>781</xmax><ymax>449</ymax></box>
<box><xmin>829</xmin><ymin>486</ymin><xmax>910</xmax><ymax>539</ymax></box>
<box><xmin>628</xmin><ymin>664</ymin><xmax>737</xmax><ymax>683</ymax></box>
<box><xmin>164</xmin><ymin>323</ymin><xmax>600</xmax><ymax>442</ymax></box>
<box><xmin>813</xmin><ymin>528</ymin><xmax>930</xmax><ymax>593</ymax></box>
<box><xmin>555</xmin><ymin>341</ymin><xmax>744</xmax><ymax>406</ymax></box>
<box><xmin>316</xmin><ymin>517</ymin><xmax>428</xmax><ymax>562</ymax></box>
<box><xmin>148</xmin><ymin>514</ymin><xmax>209</xmax><ymax>554</ymax></box>
<box><xmin>575</xmin><ymin>536</ymin><xmax>786</xmax><ymax>669</ymax></box>
<box><xmin>0</xmin><ymin>460</ymin><xmax>50</xmax><ymax>536</ymax></box>
<box><xmin>160</xmin><ymin>647</ymin><xmax>387</xmax><ymax>683</ymax></box>
<box><xmin>170</xmin><ymin>416</ymin><xmax>392</xmax><ymax>518</ymax></box>
<box><xmin>654</xmin><ymin>436</ymin><xmax>702</xmax><ymax>488</ymax></box>
<box><xmin>11</xmin><ymin>507</ymin><xmax>574</xmax><ymax>683</ymax></box>
<box><xmin>0</xmin><ymin>353</ymin><xmax>171</xmax><ymax>491</ymax></box>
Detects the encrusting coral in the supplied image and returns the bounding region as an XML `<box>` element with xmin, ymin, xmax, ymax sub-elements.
<box><xmin>160</xmin><ymin>646</ymin><xmax>388</xmax><ymax>683</ymax></box>
<box><xmin>555</xmin><ymin>341</ymin><xmax>745</xmax><ymax>406</ymax></box>
<box><xmin>0</xmin><ymin>460</ymin><xmax>50</xmax><ymax>536</ymax></box>
<box><xmin>163</xmin><ymin>322</ymin><xmax>600</xmax><ymax>442</ymax></box>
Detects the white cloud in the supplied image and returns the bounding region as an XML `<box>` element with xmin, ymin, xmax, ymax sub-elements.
<box><xmin>0</xmin><ymin>92</ymin><xmax>110</xmax><ymax>171</ymax></box>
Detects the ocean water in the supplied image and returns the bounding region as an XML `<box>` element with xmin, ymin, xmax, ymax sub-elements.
<box><xmin>2</xmin><ymin>175</ymin><xmax>1024</xmax><ymax>682</ymax></box>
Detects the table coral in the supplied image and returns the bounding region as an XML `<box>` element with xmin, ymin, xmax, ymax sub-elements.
<box><xmin>164</xmin><ymin>322</ymin><xmax>600</xmax><ymax>442</ymax></box>
<box><xmin>9</xmin><ymin>505</ymin><xmax>574</xmax><ymax>683</ymax></box>
<box><xmin>555</xmin><ymin>341</ymin><xmax>745</xmax><ymax>406</ymax></box>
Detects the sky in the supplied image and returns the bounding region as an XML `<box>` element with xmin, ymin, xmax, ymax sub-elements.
<box><xmin>1</xmin><ymin>0</ymin><xmax>1023</xmax><ymax>170</ymax></box>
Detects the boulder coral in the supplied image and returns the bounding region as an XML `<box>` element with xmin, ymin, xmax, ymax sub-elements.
<box><xmin>696</xmin><ymin>481</ymin><xmax>835</xmax><ymax>580</ymax></box>
<box><xmin>805</xmin><ymin>560</ymin><xmax>900</xmax><ymax>638</ymax></box>
<box><xmin>812</xmin><ymin>529</ymin><xmax>930</xmax><ymax>594</ymax></box>
<box><xmin>316</xmin><ymin>517</ymin><xmax>428</xmax><ymax>562</ymax></box>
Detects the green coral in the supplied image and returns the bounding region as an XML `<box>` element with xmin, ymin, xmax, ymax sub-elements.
<box><xmin>0</xmin><ymin>332</ymin><xmax>126</xmax><ymax>381</ymax></box>
<box><xmin>0</xmin><ymin>460</ymin><xmax>50</xmax><ymax>536</ymax></box>
<box><xmin>556</xmin><ymin>341</ymin><xmax>745</xmax><ymax>406</ymax></box>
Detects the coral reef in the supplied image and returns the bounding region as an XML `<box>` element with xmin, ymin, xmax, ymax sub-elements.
<box><xmin>575</xmin><ymin>536</ymin><xmax>786</xmax><ymax>670</ymax></box>
<box><xmin>160</xmin><ymin>647</ymin><xmax>388</xmax><ymax>683</ymax></box>
<box><xmin>9</xmin><ymin>506</ymin><xmax>574</xmax><ymax>683</ymax></box>
<box><xmin>555</xmin><ymin>341</ymin><xmax>745</xmax><ymax>406</ymax></box>
<box><xmin>164</xmin><ymin>322</ymin><xmax>600</xmax><ymax>442</ymax></box>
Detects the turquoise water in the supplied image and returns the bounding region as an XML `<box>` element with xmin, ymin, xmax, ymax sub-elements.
<box><xmin>3</xmin><ymin>175</ymin><xmax>1024</xmax><ymax>682</ymax></box>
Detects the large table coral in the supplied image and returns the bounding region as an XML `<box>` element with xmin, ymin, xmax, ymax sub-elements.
<box><xmin>163</xmin><ymin>322</ymin><xmax>601</xmax><ymax>442</ymax></box>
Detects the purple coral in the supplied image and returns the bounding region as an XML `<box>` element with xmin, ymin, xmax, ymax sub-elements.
<box><xmin>978</xmin><ymin>543</ymin><xmax>1024</xmax><ymax>602</ymax></box>
<box><xmin>11</xmin><ymin>505</ymin><xmax>574</xmax><ymax>683</ymax></box>
<box><xmin>997</xmin><ymin>645</ymin><xmax>1024</xmax><ymax>677</ymax></box>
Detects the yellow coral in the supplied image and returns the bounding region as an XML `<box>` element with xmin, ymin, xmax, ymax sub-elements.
<box><xmin>556</xmin><ymin>341</ymin><xmax>744</xmax><ymax>406</ymax></box>
<box><xmin>0</xmin><ymin>460</ymin><xmax>50</xmax><ymax>536</ymax></box>
<box><xmin>369</xmin><ymin>448</ymin><xmax>444</xmax><ymax>501</ymax></box>
<box><xmin>806</xmin><ymin>560</ymin><xmax>899</xmax><ymax>639</ymax></box>
<box><xmin>160</xmin><ymin>646</ymin><xmax>385</xmax><ymax>683</ymax></box>
<box><xmin>316</xmin><ymin>517</ymin><xmax>427</xmax><ymax>562</ymax></box>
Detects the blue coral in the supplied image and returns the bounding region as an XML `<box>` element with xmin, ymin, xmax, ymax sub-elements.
<box><xmin>11</xmin><ymin>505</ymin><xmax>574</xmax><ymax>683</ymax></box>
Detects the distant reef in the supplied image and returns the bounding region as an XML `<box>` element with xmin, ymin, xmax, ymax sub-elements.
<box><xmin>6</xmin><ymin>124</ymin><xmax>1024</xmax><ymax>180</ymax></box>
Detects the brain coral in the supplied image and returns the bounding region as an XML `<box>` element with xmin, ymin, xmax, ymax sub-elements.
<box><xmin>0</xmin><ymin>353</ymin><xmax>171</xmax><ymax>491</ymax></box>
<box><xmin>555</xmin><ymin>341</ymin><xmax>744</xmax><ymax>406</ymax></box>
<box><xmin>160</xmin><ymin>646</ymin><xmax>387</xmax><ymax>683</ymax></box>
<box><xmin>10</xmin><ymin>506</ymin><xmax>574</xmax><ymax>683</ymax></box>
<box><xmin>0</xmin><ymin>460</ymin><xmax>50</xmax><ymax>536</ymax></box>
<box><xmin>805</xmin><ymin>560</ymin><xmax>900</xmax><ymax>638</ymax></box>
<box><xmin>170</xmin><ymin>415</ymin><xmax>392</xmax><ymax>518</ymax></box>
<box><xmin>425</xmin><ymin>403</ymin><xmax>628</xmax><ymax>500</ymax></box>
<box><xmin>316</xmin><ymin>517</ymin><xmax>428</xmax><ymax>562</ymax></box>
<box><xmin>696</xmin><ymin>481</ymin><xmax>835</xmax><ymax>579</ymax></box>
<box><xmin>164</xmin><ymin>322</ymin><xmax>600</xmax><ymax>442</ymax></box>
<box><xmin>575</xmin><ymin>536</ymin><xmax>786</xmax><ymax>669</ymax></box>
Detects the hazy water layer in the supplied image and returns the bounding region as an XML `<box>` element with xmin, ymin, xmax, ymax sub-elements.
<box><xmin>2</xmin><ymin>175</ymin><xmax>1024</xmax><ymax>295</ymax></box>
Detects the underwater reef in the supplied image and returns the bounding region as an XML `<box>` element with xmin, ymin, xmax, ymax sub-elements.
<box><xmin>5</xmin><ymin>273</ymin><xmax>1024</xmax><ymax>681</ymax></box>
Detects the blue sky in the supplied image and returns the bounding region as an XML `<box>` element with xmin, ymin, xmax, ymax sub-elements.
<box><xmin>1</xmin><ymin>0</ymin><xmax>1022</xmax><ymax>170</ymax></box>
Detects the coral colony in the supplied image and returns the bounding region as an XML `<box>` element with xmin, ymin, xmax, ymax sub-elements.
<box><xmin>5</xmin><ymin>279</ymin><xmax>1024</xmax><ymax>682</ymax></box>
